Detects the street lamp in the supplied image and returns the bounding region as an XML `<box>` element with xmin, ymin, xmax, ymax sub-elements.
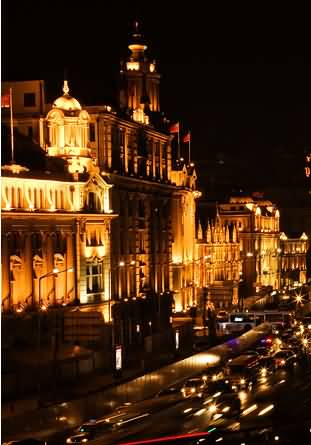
<box><xmin>37</xmin><ymin>266</ymin><xmax>74</xmax><ymax>404</ymax></box>
<box><xmin>38</xmin><ymin>267</ymin><xmax>74</xmax><ymax>307</ymax></box>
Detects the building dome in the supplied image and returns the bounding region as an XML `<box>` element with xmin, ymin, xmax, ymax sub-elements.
<box><xmin>52</xmin><ymin>80</ymin><xmax>82</xmax><ymax>112</ymax></box>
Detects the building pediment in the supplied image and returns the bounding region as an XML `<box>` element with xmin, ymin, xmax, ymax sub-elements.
<box><xmin>84</xmin><ymin>172</ymin><xmax>112</xmax><ymax>193</ymax></box>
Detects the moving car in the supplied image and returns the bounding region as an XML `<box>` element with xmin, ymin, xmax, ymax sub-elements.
<box><xmin>273</xmin><ymin>350</ymin><xmax>297</xmax><ymax>368</ymax></box>
<box><xmin>203</xmin><ymin>378</ymin><xmax>233</xmax><ymax>397</ymax></box>
<box><xmin>181</xmin><ymin>378</ymin><xmax>206</xmax><ymax>397</ymax></box>
<box><xmin>209</xmin><ymin>392</ymin><xmax>241</xmax><ymax>419</ymax></box>
<box><xmin>201</xmin><ymin>364</ymin><xmax>224</xmax><ymax>382</ymax></box>
<box><xmin>66</xmin><ymin>418</ymin><xmax>114</xmax><ymax>443</ymax></box>
<box><xmin>156</xmin><ymin>386</ymin><xmax>182</xmax><ymax>397</ymax></box>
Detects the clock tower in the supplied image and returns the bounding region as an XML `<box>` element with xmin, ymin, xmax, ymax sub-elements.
<box><xmin>119</xmin><ymin>22</ymin><xmax>161</xmax><ymax>118</ymax></box>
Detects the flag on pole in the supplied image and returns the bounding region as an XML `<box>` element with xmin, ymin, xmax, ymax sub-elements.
<box><xmin>169</xmin><ymin>122</ymin><xmax>180</xmax><ymax>134</ymax></box>
<box><xmin>183</xmin><ymin>131</ymin><xmax>191</xmax><ymax>143</ymax></box>
<box><xmin>1</xmin><ymin>93</ymin><xmax>10</xmax><ymax>108</ymax></box>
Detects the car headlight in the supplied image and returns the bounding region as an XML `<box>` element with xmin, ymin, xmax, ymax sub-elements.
<box><xmin>240</xmin><ymin>378</ymin><xmax>246</xmax><ymax>385</ymax></box>
<box><xmin>66</xmin><ymin>439</ymin><xmax>73</xmax><ymax>444</ymax></box>
<box><xmin>191</xmin><ymin>387</ymin><xmax>196</xmax><ymax>393</ymax></box>
<box><xmin>212</xmin><ymin>374</ymin><xmax>217</xmax><ymax>381</ymax></box>
<box><xmin>261</xmin><ymin>368</ymin><xmax>267</xmax><ymax>376</ymax></box>
<box><xmin>209</xmin><ymin>403</ymin><xmax>217</xmax><ymax>413</ymax></box>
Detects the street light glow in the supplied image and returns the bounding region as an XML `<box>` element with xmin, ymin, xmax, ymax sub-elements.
<box><xmin>296</xmin><ymin>295</ymin><xmax>302</xmax><ymax>303</ymax></box>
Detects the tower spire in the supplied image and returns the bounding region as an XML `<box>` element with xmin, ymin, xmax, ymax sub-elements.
<box><xmin>63</xmin><ymin>80</ymin><xmax>69</xmax><ymax>96</ymax></box>
<box><xmin>63</xmin><ymin>67</ymin><xmax>69</xmax><ymax>95</ymax></box>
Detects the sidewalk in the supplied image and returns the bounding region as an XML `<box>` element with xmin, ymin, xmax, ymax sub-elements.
<box><xmin>1</xmin><ymin>351</ymin><xmax>177</xmax><ymax>420</ymax></box>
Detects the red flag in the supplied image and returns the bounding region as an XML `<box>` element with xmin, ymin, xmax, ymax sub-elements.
<box><xmin>1</xmin><ymin>93</ymin><xmax>10</xmax><ymax>108</ymax></box>
<box><xmin>183</xmin><ymin>132</ymin><xmax>191</xmax><ymax>143</ymax></box>
<box><xmin>169</xmin><ymin>122</ymin><xmax>179</xmax><ymax>133</ymax></box>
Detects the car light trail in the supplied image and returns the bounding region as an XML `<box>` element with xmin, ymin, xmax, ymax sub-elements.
<box><xmin>183</xmin><ymin>408</ymin><xmax>192</xmax><ymax>413</ymax></box>
<box><xmin>118</xmin><ymin>431</ymin><xmax>212</xmax><ymax>445</ymax></box>
<box><xmin>242</xmin><ymin>404</ymin><xmax>257</xmax><ymax>416</ymax></box>
<box><xmin>194</xmin><ymin>408</ymin><xmax>206</xmax><ymax>416</ymax></box>
<box><xmin>258</xmin><ymin>404</ymin><xmax>274</xmax><ymax>416</ymax></box>
<box><xmin>117</xmin><ymin>413</ymin><xmax>150</xmax><ymax>426</ymax></box>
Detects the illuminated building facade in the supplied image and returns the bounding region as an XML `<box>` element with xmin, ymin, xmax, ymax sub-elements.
<box><xmin>83</xmin><ymin>27</ymin><xmax>200</xmax><ymax>311</ymax></box>
<box><xmin>216</xmin><ymin>194</ymin><xmax>281</xmax><ymax>295</ymax></box>
<box><xmin>1</xmin><ymin>85</ymin><xmax>116</xmax><ymax>319</ymax></box>
<box><xmin>195</xmin><ymin>217</ymin><xmax>240</xmax><ymax>310</ymax></box>
<box><xmin>1</xmin><ymin>25</ymin><xmax>200</xmax><ymax>314</ymax></box>
<box><xmin>279</xmin><ymin>232</ymin><xmax>308</xmax><ymax>287</ymax></box>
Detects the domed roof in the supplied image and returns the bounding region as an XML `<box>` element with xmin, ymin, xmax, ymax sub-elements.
<box><xmin>52</xmin><ymin>80</ymin><xmax>82</xmax><ymax>112</ymax></box>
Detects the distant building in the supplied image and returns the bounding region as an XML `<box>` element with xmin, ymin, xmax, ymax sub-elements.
<box><xmin>280</xmin><ymin>232</ymin><xmax>308</xmax><ymax>288</ymax></box>
<box><xmin>195</xmin><ymin>216</ymin><xmax>240</xmax><ymax>310</ymax></box>
<box><xmin>2</xmin><ymin>80</ymin><xmax>46</xmax><ymax>142</ymax></box>
<box><xmin>217</xmin><ymin>194</ymin><xmax>281</xmax><ymax>295</ymax></box>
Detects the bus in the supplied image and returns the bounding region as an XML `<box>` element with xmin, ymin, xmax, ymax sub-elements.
<box><xmin>217</xmin><ymin>310</ymin><xmax>292</xmax><ymax>335</ymax></box>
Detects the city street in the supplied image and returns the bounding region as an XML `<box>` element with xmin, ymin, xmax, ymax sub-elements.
<box><xmin>122</xmin><ymin>361</ymin><xmax>311</xmax><ymax>443</ymax></box>
<box><xmin>2</xmin><ymin>325</ymin><xmax>270</xmax><ymax>442</ymax></box>
<box><xmin>4</xmin><ymin>324</ymin><xmax>311</xmax><ymax>444</ymax></box>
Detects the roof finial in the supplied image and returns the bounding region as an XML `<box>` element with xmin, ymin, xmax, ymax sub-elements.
<box><xmin>63</xmin><ymin>80</ymin><xmax>69</xmax><ymax>95</ymax></box>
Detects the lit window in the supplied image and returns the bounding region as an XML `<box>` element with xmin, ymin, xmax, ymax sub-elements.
<box><xmin>86</xmin><ymin>260</ymin><xmax>103</xmax><ymax>294</ymax></box>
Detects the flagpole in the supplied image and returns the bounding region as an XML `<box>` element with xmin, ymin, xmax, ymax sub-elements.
<box><xmin>177</xmin><ymin>124</ymin><xmax>181</xmax><ymax>160</ymax></box>
<box><xmin>9</xmin><ymin>88</ymin><xmax>14</xmax><ymax>163</ymax></box>
<box><xmin>188</xmin><ymin>131</ymin><xmax>191</xmax><ymax>165</ymax></box>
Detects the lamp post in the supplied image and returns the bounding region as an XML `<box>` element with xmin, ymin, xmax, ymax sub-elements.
<box><xmin>37</xmin><ymin>266</ymin><xmax>74</xmax><ymax>403</ymax></box>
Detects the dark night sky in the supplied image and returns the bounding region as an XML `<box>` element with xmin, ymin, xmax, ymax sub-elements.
<box><xmin>2</xmin><ymin>1</ymin><xmax>311</xmax><ymax>191</ymax></box>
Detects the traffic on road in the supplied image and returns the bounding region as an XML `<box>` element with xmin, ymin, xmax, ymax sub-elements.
<box><xmin>3</xmin><ymin>316</ymin><xmax>311</xmax><ymax>445</ymax></box>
